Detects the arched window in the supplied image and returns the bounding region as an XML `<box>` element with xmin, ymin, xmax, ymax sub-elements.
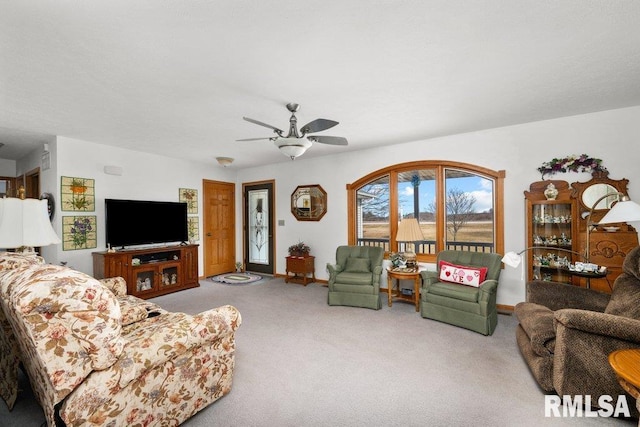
<box><xmin>347</xmin><ymin>161</ymin><xmax>505</xmax><ymax>262</ymax></box>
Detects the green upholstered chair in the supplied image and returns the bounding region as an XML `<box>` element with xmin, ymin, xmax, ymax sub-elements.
<box><xmin>327</xmin><ymin>245</ymin><xmax>385</xmax><ymax>310</ymax></box>
<box><xmin>420</xmin><ymin>250</ymin><xmax>503</xmax><ymax>335</ymax></box>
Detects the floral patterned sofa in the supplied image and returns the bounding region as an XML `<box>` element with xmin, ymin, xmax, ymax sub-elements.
<box><xmin>0</xmin><ymin>252</ymin><xmax>241</xmax><ymax>426</ymax></box>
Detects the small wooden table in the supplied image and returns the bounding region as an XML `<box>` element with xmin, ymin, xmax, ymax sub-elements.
<box><xmin>386</xmin><ymin>267</ymin><xmax>421</xmax><ymax>311</ymax></box>
<box><xmin>285</xmin><ymin>255</ymin><xmax>316</xmax><ymax>286</ymax></box>
<box><xmin>609</xmin><ymin>348</ymin><xmax>640</xmax><ymax>399</ymax></box>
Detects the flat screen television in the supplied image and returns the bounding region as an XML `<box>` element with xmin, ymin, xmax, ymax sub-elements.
<box><xmin>105</xmin><ymin>198</ymin><xmax>188</xmax><ymax>248</ymax></box>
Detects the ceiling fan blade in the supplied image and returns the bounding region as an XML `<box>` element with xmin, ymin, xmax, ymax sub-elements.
<box><xmin>308</xmin><ymin>136</ymin><xmax>348</xmax><ymax>146</ymax></box>
<box><xmin>236</xmin><ymin>137</ymin><xmax>273</xmax><ymax>141</ymax></box>
<box><xmin>243</xmin><ymin>117</ymin><xmax>284</xmax><ymax>133</ymax></box>
<box><xmin>300</xmin><ymin>119</ymin><xmax>339</xmax><ymax>134</ymax></box>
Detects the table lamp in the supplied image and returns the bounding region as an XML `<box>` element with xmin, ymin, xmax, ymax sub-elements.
<box><xmin>0</xmin><ymin>196</ymin><xmax>61</xmax><ymax>253</ymax></box>
<box><xmin>396</xmin><ymin>218</ymin><xmax>424</xmax><ymax>268</ymax></box>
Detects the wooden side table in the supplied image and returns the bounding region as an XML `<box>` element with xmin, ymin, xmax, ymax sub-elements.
<box><xmin>386</xmin><ymin>267</ymin><xmax>421</xmax><ymax>311</ymax></box>
<box><xmin>285</xmin><ymin>255</ymin><xmax>316</xmax><ymax>286</ymax></box>
<box><xmin>609</xmin><ymin>348</ymin><xmax>640</xmax><ymax>399</ymax></box>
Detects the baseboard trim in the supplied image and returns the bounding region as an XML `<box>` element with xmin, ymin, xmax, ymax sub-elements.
<box><xmin>273</xmin><ymin>273</ymin><xmax>327</xmax><ymax>285</ymax></box>
<box><xmin>497</xmin><ymin>304</ymin><xmax>514</xmax><ymax>315</ymax></box>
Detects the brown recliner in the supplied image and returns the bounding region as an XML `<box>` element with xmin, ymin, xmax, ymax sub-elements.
<box><xmin>514</xmin><ymin>246</ymin><xmax>640</xmax><ymax>416</ymax></box>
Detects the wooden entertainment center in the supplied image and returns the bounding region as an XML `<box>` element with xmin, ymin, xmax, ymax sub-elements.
<box><xmin>93</xmin><ymin>244</ymin><xmax>199</xmax><ymax>299</ymax></box>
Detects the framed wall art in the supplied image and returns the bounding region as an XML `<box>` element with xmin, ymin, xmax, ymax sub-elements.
<box><xmin>62</xmin><ymin>215</ymin><xmax>97</xmax><ymax>250</ymax></box>
<box><xmin>179</xmin><ymin>188</ymin><xmax>198</xmax><ymax>214</ymax></box>
<box><xmin>188</xmin><ymin>216</ymin><xmax>199</xmax><ymax>242</ymax></box>
<box><xmin>61</xmin><ymin>176</ymin><xmax>95</xmax><ymax>211</ymax></box>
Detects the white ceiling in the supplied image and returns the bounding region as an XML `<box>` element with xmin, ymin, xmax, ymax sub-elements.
<box><xmin>1</xmin><ymin>1</ymin><xmax>640</xmax><ymax>168</ymax></box>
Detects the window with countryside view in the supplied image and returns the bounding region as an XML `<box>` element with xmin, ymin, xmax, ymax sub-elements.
<box><xmin>347</xmin><ymin>161</ymin><xmax>505</xmax><ymax>261</ymax></box>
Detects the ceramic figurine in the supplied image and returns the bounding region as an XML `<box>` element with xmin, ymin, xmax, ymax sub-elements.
<box><xmin>544</xmin><ymin>182</ymin><xmax>559</xmax><ymax>200</ymax></box>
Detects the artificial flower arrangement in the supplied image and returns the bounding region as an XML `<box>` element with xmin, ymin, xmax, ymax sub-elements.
<box><xmin>537</xmin><ymin>154</ymin><xmax>606</xmax><ymax>179</ymax></box>
<box><xmin>389</xmin><ymin>252</ymin><xmax>406</xmax><ymax>268</ymax></box>
<box><xmin>288</xmin><ymin>241</ymin><xmax>311</xmax><ymax>256</ymax></box>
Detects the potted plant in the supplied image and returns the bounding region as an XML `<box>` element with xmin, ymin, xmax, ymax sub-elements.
<box><xmin>235</xmin><ymin>261</ymin><xmax>243</xmax><ymax>273</ymax></box>
<box><xmin>288</xmin><ymin>241</ymin><xmax>311</xmax><ymax>257</ymax></box>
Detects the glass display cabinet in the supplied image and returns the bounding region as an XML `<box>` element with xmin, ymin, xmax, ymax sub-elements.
<box><xmin>524</xmin><ymin>180</ymin><xmax>578</xmax><ymax>285</ymax></box>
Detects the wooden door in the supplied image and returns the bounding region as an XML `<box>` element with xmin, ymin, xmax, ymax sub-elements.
<box><xmin>203</xmin><ymin>180</ymin><xmax>235</xmax><ymax>277</ymax></box>
<box><xmin>243</xmin><ymin>181</ymin><xmax>274</xmax><ymax>274</ymax></box>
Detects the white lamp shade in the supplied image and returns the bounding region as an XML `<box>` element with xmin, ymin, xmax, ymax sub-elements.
<box><xmin>0</xmin><ymin>198</ymin><xmax>61</xmax><ymax>248</ymax></box>
<box><xmin>275</xmin><ymin>137</ymin><xmax>312</xmax><ymax>159</ymax></box>
<box><xmin>501</xmin><ymin>251</ymin><xmax>522</xmax><ymax>268</ymax></box>
<box><xmin>598</xmin><ymin>199</ymin><xmax>640</xmax><ymax>224</ymax></box>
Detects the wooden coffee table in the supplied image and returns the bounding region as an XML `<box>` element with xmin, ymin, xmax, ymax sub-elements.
<box><xmin>386</xmin><ymin>268</ymin><xmax>421</xmax><ymax>311</ymax></box>
<box><xmin>608</xmin><ymin>348</ymin><xmax>640</xmax><ymax>399</ymax></box>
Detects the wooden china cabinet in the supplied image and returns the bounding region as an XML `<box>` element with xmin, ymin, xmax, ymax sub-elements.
<box><xmin>524</xmin><ymin>180</ymin><xmax>578</xmax><ymax>285</ymax></box>
<box><xmin>571</xmin><ymin>171</ymin><xmax>639</xmax><ymax>293</ymax></box>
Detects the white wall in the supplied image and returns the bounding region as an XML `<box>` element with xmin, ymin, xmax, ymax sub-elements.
<box><xmin>237</xmin><ymin>106</ymin><xmax>640</xmax><ymax>306</ymax></box>
<box><xmin>43</xmin><ymin>136</ymin><xmax>236</xmax><ymax>274</ymax></box>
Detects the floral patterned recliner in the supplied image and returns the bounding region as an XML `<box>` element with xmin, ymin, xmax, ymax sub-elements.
<box><xmin>0</xmin><ymin>252</ymin><xmax>241</xmax><ymax>426</ymax></box>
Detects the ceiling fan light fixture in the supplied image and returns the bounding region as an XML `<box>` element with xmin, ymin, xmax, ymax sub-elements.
<box><xmin>216</xmin><ymin>156</ymin><xmax>234</xmax><ymax>167</ymax></box>
<box><xmin>275</xmin><ymin>137</ymin><xmax>312</xmax><ymax>160</ymax></box>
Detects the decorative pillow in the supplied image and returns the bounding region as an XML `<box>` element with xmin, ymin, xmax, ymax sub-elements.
<box><xmin>344</xmin><ymin>257</ymin><xmax>371</xmax><ymax>273</ymax></box>
<box><xmin>438</xmin><ymin>260</ymin><xmax>488</xmax><ymax>287</ymax></box>
<box><xmin>0</xmin><ymin>252</ymin><xmax>45</xmax><ymax>272</ymax></box>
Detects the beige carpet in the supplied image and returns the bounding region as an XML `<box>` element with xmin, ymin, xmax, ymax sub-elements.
<box><xmin>2</xmin><ymin>277</ymin><xmax>636</xmax><ymax>426</ymax></box>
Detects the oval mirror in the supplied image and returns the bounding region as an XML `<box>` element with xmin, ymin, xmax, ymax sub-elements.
<box><xmin>581</xmin><ymin>183</ymin><xmax>618</xmax><ymax>210</ymax></box>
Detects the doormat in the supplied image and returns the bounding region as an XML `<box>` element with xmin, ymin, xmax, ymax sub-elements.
<box><xmin>209</xmin><ymin>273</ymin><xmax>263</xmax><ymax>285</ymax></box>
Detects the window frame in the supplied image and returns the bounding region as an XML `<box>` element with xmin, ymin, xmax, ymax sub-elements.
<box><xmin>347</xmin><ymin>160</ymin><xmax>505</xmax><ymax>263</ymax></box>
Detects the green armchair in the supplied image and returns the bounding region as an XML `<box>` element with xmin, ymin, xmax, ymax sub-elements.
<box><xmin>327</xmin><ymin>245</ymin><xmax>384</xmax><ymax>310</ymax></box>
<box><xmin>420</xmin><ymin>250</ymin><xmax>503</xmax><ymax>335</ymax></box>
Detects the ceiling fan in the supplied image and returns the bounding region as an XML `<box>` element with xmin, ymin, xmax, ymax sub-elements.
<box><xmin>238</xmin><ymin>103</ymin><xmax>348</xmax><ymax>160</ymax></box>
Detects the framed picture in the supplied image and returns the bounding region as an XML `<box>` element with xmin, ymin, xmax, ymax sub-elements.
<box><xmin>179</xmin><ymin>188</ymin><xmax>198</xmax><ymax>214</ymax></box>
<box><xmin>188</xmin><ymin>216</ymin><xmax>199</xmax><ymax>242</ymax></box>
<box><xmin>62</xmin><ymin>215</ymin><xmax>97</xmax><ymax>250</ymax></box>
<box><xmin>61</xmin><ymin>176</ymin><xmax>95</xmax><ymax>211</ymax></box>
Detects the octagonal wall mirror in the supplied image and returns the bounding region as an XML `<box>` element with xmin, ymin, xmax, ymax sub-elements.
<box><xmin>291</xmin><ymin>184</ymin><xmax>327</xmax><ymax>221</ymax></box>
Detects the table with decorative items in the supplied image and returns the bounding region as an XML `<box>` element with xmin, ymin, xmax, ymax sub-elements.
<box><xmin>608</xmin><ymin>348</ymin><xmax>640</xmax><ymax>400</ymax></box>
<box><xmin>386</xmin><ymin>267</ymin><xmax>421</xmax><ymax>311</ymax></box>
<box><xmin>285</xmin><ymin>255</ymin><xmax>316</xmax><ymax>285</ymax></box>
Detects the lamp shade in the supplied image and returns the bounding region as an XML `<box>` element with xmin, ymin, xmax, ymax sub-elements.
<box><xmin>275</xmin><ymin>137</ymin><xmax>312</xmax><ymax>160</ymax></box>
<box><xmin>0</xmin><ymin>198</ymin><xmax>61</xmax><ymax>248</ymax></box>
<box><xmin>598</xmin><ymin>198</ymin><xmax>640</xmax><ymax>224</ymax></box>
<box><xmin>396</xmin><ymin>218</ymin><xmax>424</xmax><ymax>242</ymax></box>
<box><xmin>501</xmin><ymin>251</ymin><xmax>522</xmax><ymax>268</ymax></box>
